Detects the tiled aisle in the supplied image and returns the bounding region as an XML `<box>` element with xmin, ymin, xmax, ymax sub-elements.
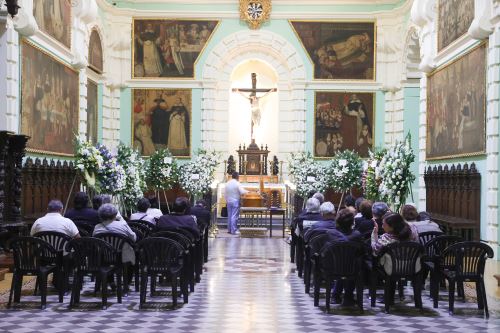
<box><xmin>0</xmin><ymin>237</ymin><xmax>500</xmax><ymax>332</ymax></box>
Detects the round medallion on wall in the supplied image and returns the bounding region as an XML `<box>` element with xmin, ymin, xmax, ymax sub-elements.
<box><xmin>239</xmin><ymin>0</ymin><xmax>272</xmax><ymax>30</ymax></box>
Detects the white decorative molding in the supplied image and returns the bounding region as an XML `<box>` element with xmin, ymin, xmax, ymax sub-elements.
<box><xmin>468</xmin><ymin>0</ymin><xmax>493</xmax><ymax>39</ymax></box>
<box><xmin>12</xmin><ymin>0</ymin><xmax>37</xmax><ymax>37</ymax></box>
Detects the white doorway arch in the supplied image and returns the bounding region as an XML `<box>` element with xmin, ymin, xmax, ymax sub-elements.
<box><xmin>200</xmin><ymin>30</ymin><xmax>307</xmax><ymax>178</ymax></box>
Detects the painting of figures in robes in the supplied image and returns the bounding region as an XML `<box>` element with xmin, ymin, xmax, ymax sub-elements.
<box><xmin>87</xmin><ymin>80</ymin><xmax>98</xmax><ymax>144</ymax></box>
<box><xmin>132</xmin><ymin>19</ymin><xmax>219</xmax><ymax>78</ymax></box>
<box><xmin>438</xmin><ymin>0</ymin><xmax>474</xmax><ymax>52</ymax></box>
<box><xmin>33</xmin><ymin>0</ymin><xmax>72</xmax><ymax>49</ymax></box>
<box><xmin>21</xmin><ymin>41</ymin><xmax>79</xmax><ymax>156</ymax></box>
<box><xmin>132</xmin><ymin>89</ymin><xmax>191</xmax><ymax>157</ymax></box>
<box><xmin>290</xmin><ymin>21</ymin><xmax>375</xmax><ymax>80</ymax></box>
<box><xmin>314</xmin><ymin>91</ymin><xmax>375</xmax><ymax>158</ymax></box>
<box><xmin>426</xmin><ymin>43</ymin><xmax>486</xmax><ymax>160</ymax></box>
<box><xmin>88</xmin><ymin>29</ymin><xmax>103</xmax><ymax>73</ymax></box>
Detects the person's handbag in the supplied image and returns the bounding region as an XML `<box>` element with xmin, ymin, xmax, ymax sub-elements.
<box><xmin>221</xmin><ymin>206</ymin><xmax>228</xmax><ymax>217</ymax></box>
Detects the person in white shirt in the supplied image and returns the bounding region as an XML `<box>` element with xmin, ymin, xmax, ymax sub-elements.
<box><xmin>224</xmin><ymin>172</ymin><xmax>249</xmax><ymax>235</ymax></box>
<box><xmin>130</xmin><ymin>198</ymin><xmax>156</xmax><ymax>225</ymax></box>
<box><xmin>30</xmin><ymin>200</ymin><xmax>80</xmax><ymax>238</ymax></box>
<box><xmin>146</xmin><ymin>196</ymin><xmax>163</xmax><ymax>218</ymax></box>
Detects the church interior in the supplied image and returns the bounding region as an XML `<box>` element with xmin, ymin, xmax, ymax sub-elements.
<box><xmin>1</xmin><ymin>0</ymin><xmax>500</xmax><ymax>331</ymax></box>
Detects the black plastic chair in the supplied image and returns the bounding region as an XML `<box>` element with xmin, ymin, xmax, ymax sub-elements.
<box><xmin>72</xmin><ymin>220</ymin><xmax>95</xmax><ymax>236</ymax></box>
<box><xmin>423</xmin><ymin>235</ymin><xmax>463</xmax><ymax>308</ymax></box>
<box><xmin>304</xmin><ymin>233</ymin><xmax>330</xmax><ymax>295</ymax></box>
<box><xmin>33</xmin><ymin>231</ymin><xmax>73</xmax><ymax>302</ymax></box>
<box><xmin>320</xmin><ymin>241</ymin><xmax>365</xmax><ymax>312</ymax></box>
<box><xmin>8</xmin><ymin>237</ymin><xmax>60</xmax><ymax>309</ymax></box>
<box><xmin>129</xmin><ymin>220</ymin><xmax>156</xmax><ymax>234</ymax></box>
<box><xmin>418</xmin><ymin>231</ymin><xmax>444</xmax><ymax>247</ymax></box>
<box><xmin>136</xmin><ymin>237</ymin><xmax>186</xmax><ymax>309</ymax></box>
<box><xmin>66</xmin><ymin>237</ymin><xmax>122</xmax><ymax>309</ymax></box>
<box><xmin>152</xmin><ymin>230</ymin><xmax>195</xmax><ymax>295</ymax></box>
<box><xmin>94</xmin><ymin>233</ymin><xmax>136</xmax><ymax>293</ymax></box>
<box><xmin>311</xmin><ymin>234</ymin><xmax>333</xmax><ymax>306</ymax></box>
<box><xmin>440</xmin><ymin>241</ymin><xmax>494</xmax><ymax>318</ymax></box>
<box><xmin>370</xmin><ymin>242</ymin><xmax>424</xmax><ymax>313</ymax></box>
<box><xmin>129</xmin><ymin>226</ymin><xmax>145</xmax><ymax>242</ymax></box>
<box><xmin>164</xmin><ymin>227</ymin><xmax>203</xmax><ymax>284</ymax></box>
<box><xmin>128</xmin><ymin>221</ymin><xmax>152</xmax><ymax>238</ymax></box>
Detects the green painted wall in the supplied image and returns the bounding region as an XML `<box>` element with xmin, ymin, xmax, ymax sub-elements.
<box><xmin>403</xmin><ymin>86</ymin><xmax>420</xmax><ymax>202</ymax></box>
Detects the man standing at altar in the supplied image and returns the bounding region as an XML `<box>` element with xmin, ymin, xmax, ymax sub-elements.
<box><xmin>224</xmin><ymin>172</ymin><xmax>249</xmax><ymax>235</ymax></box>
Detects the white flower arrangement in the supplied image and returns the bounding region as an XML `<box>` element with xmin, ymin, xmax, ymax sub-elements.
<box><xmin>74</xmin><ymin>136</ymin><xmax>103</xmax><ymax>189</ymax></box>
<box><xmin>96</xmin><ymin>143</ymin><xmax>126</xmax><ymax>195</ymax></box>
<box><xmin>117</xmin><ymin>144</ymin><xmax>147</xmax><ymax>212</ymax></box>
<box><xmin>288</xmin><ymin>152</ymin><xmax>327</xmax><ymax>198</ymax></box>
<box><xmin>146</xmin><ymin>149</ymin><xmax>179</xmax><ymax>191</ymax></box>
<box><xmin>377</xmin><ymin>133</ymin><xmax>415</xmax><ymax>211</ymax></box>
<box><xmin>179</xmin><ymin>149</ymin><xmax>220</xmax><ymax>198</ymax></box>
<box><xmin>326</xmin><ymin>150</ymin><xmax>363</xmax><ymax>193</ymax></box>
<box><xmin>362</xmin><ymin>148</ymin><xmax>387</xmax><ymax>202</ymax></box>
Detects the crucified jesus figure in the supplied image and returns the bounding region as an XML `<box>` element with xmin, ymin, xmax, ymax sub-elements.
<box><xmin>232</xmin><ymin>73</ymin><xmax>277</xmax><ymax>140</ymax></box>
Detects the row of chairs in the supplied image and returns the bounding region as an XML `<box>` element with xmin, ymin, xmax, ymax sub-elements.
<box><xmin>7</xmin><ymin>225</ymin><xmax>206</xmax><ymax>310</ymax></box>
<box><xmin>302</xmin><ymin>230</ymin><xmax>494</xmax><ymax>318</ymax></box>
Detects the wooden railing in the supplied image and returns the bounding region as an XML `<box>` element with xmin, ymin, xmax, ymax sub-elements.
<box><xmin>21</xmin><ymin>157</ymin><xmax>80</xmax><ymax>223</ymax></box>
<box><xmin>424</xmin><ymin>163</ymin><xmax>481</xmax><ymax>241</ymax></box>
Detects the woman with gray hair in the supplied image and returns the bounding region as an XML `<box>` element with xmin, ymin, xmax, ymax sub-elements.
<box><xmin>93</xmin><ymin>203</ymin><xmax>137</xmax><ymax>264</ymax></box>
<box><xmin>371</xmin><ymin>202</ymin><xmax>389</xmax><ymax>235</ymax></box>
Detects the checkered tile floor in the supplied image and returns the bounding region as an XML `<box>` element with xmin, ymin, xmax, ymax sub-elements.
<box><xmin>0</xmin><ymin>237</ymin><xmax>499</xmax><ymax>332</ymax></box>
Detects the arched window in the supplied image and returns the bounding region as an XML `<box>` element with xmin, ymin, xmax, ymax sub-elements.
<box><xmin>88</xmin><ymin>28</ymin><xmax>103</xmax><ymax>73</ymax></box>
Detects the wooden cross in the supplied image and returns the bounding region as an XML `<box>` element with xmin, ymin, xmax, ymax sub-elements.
<box><xmin>232</xmin><ymin>73</ymin><xmax>277</xmax><ymax>140</ymax></box>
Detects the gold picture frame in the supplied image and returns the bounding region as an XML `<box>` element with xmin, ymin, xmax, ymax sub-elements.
<box><xmin>290</xmin><ymin>20</ymin><xmax>377</xmax><ymax>81</ymax></box>
<box><xmin>132</xmin><ymin>18</ymin><xmax>220</xmax><ymax>79</ymax></box>
<box><xmin>21</xmin><ymin>39</ymin><xmax>80</xmax><ymax>157</ymax></box>
<box><xmin>314</xmin><ymin>91</ymin><xmax>376</xmax><ymax>159</ymax></box>
<box><xmin>426</xmin><ymin>42</ymin><xmax>486</xmax><ymax>160</ymax></box>
<box><xmin>131</xmin><ymin>88</ymin><xmax>192</xmax><ymax>158</ymax></box>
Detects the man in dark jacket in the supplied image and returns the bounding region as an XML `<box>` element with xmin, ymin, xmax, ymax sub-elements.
<box><xmin>65</xmin><ymin>192</ymin><xmax>99</xmax><ymax>226</ymax></box>
<box><xmin>304</xmin><ymin>201</ymin><xmax>336</xmax><ymax>243</ymax></box>
<box><xmin>157</xmin><ymin>197</ymin><xmax>200</xmax><ymax>239</ymax></box>
<box><xmin>189</xmin><ymin>199</ymin><xmax>211</xmax><ymax>262</ymax></box>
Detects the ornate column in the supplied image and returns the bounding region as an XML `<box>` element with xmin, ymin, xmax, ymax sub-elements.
<box><xmin>5</xmin><ymin>134</ymin><xmax>28</xmax><ymax>224</ymax></box>
<box><xmin>0</xmin><ymin>131</ymin><xmax>12</xmax><ymax>225</ymax></box>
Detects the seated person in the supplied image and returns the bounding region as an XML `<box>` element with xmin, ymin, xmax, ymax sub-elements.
<box><xmin>354</xmin><ymin>196</ymin><xmax>365</xmax><ymax>219</ymax></box>
<box><xmin>354</xmin><ymin>200</ymin><xmax>374</xmax><ymax>236</ymax></box>
<box><xmin>146</xmin><ymin>196</ymin><xmax>163</xmax><ymax>218</ymax></box>
<box><xmin>93</xmin><ymin>194</ymin><xmax>125</xmax><ymax>221</ymax></box>
<box><xmin>312</xmin><ymin>192</ymin><xmax>325</xmax><ymax>205</ymax></box>
<box><xmin>93</xmin><ymin>203</ymin><xmax>136</xmax><ymax>264</ymax></box>
<box><xmin>304</xmin><ymin>201</ymin><xmax>336</xmax><ymax>243</ymax></box>
<box><xmin>93</xmin><ymin>204</ymin><xmax>136</xmax><ymax>242</ymax></box>
<box><xmin>371</xmin><ymin>202</ymin><xmax>390</xmax><ymax>235</ymax></box>
<box><xmin>326</xmin><ymin>209</ymin><xmax>363</xmax><ymax>306</ymax></box>
<box><xmin>129</xmin><ymin>198</ymin><xmax>156</xmax><ymax>225</ymax></box>
<box><xmin>344</xmin><ymin>194</ymin><xmax>356</xmax><ymax>210</ymax></box>
<box><xmin>371</xmin><ymin>213</ymin><xmax>419</xmax><ymax>274</ymax></box>
<box><xmin>65</xmin><ymin>191</ymin><xmax>99</xmax><ymax>226</ymax></box>
<box><xmin>31</xmin><ymin>200</ymin><xmax>80</xmax><ymax>238</ymax></box>
<box><xmin>157</xmin><ymin>197</ymin><xmax>200</xmax><ymax>239</ymax></box>
<box><xmin>402</xmin><ymin>204</ymin><xmax>441</xmax><ymax>233</ymax></box>
<box><xmin>293</xmin><ymin>198</ymin><xmax>324</xmax><ymax>237</ymax></box>
<box><xmin>189</xmin><ymin>199</ymin><xmax>211</xmax><ymax>230</ymax></box>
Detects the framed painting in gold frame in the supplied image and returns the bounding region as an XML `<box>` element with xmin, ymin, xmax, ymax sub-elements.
<box><xmin>132</xmin><ymin>89</ymin><xmax>191</xmax><ymax>158</ymax></box>
<box><xmin>314</xmin><ymin>91</ymin><xmax>375</xmax><ymax>158</ymax></box>
<box><xmin>132</xmin><ymin>19</ymin><xmax>219</xmax><ymax>79</ymax></box>
<box><xmin>88</xmin><ymin>28</ymin><xmax>103</xmax><ymax>74</ymax></box>
<box><xmin>21</xmin><ymin>40</ymin><xmax>79</xmax><ymax>156</ymax></box>
<box><xmin>437</xmin><ymin>0</ymin><xmax>474</xmax><ymax>53</ymax></box>
<box><xmin>33</xmin><ymin>0</ymin><xmax>72</xmax><ymax>49</ymax></box>
<box><xmin>290</xmin><ymin>20</ymin><xmax>376</xmax><ymax>80</ymax></box>
<box><xmin>426</xmin><ymin>43</ymin><xmax>486</xmax><ymax>160</ymax></box>
<box><xmin>87</xmin><ymin>79</ymin><xmax>98</xmax><ymax>144</ymax></box>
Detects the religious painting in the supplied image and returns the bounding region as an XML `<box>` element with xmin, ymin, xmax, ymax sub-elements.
<box><xmin>290</xmin><ymin>21</ymin><xmax>375</xmax><ymax>80</ymax></box>
<box><xmin>21</xmin><ymin>41</ymin><xmax>79</xmax><ymax>156</ymax></box>
<box><xmin>132</xmin><ymin>89</ymin><xmax>191</xmax><ymax>157</ymax></box>
<box><xmin>314</xmin><ymin>91</ymin><xmax>375</xmax><ymax>158</ymax></box>
<box><xmin>132</xmin><ymin>19</ymin><xmax>219</xmax><ymax>78</ymax></box>
<box><xmin>33</xmin><ymin>0</ymin><xmax>72</xmax><ymax>49</ymax></box>
<box><xmin>437</xmin><ymin>0</ymin><xmax>474</xmax><ymax>52</ymax></box>
<box><xmin>88</xmin><ymin>28</ymin><xmax>103</xmax><ymax>73</ymax></box>
<box><xmin>426</xmin><ymin>43</ymin><xmax>486</xmax><ymax>160</ymax></box>
<box><xmin>87</xmin><ymin>80</ymin><xmax>98</xmax><ymax>144</ymax></box>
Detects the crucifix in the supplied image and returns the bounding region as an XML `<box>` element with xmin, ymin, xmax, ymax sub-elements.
<box><xmin>232</xmin><ymin>73</ymin><xmax>277</xmax><ymax>141</ymax></box>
